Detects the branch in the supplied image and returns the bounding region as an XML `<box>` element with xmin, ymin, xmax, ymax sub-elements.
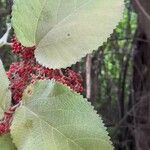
<box><xmin>134</xmin><ymin>0</ymin><xmax>150</xmax><ymax>21</ymax></box>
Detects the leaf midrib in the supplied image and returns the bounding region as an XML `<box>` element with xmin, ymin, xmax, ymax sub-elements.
<box><xmin>34</xmin><ymin>0</ymin><xmax>47</xmax><ymax>44</ymax></box>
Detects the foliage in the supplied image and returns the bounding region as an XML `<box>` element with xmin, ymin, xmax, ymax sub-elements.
<box><xmin>70</xmin><ymin>2</ymin><xmax>137</xmax><ymax>148</ymax></box>
<box><xmin>7</xmin><ymin>37</ymin><xmax>83</xmax><ymax>104</ymax></box>
<box><xmin>0</xmin><ymin>133</ymin><xmax>16</xmax><ymax>150</ymax></box>
<box><xmin>0</xmin><ymin>60</ymin><xmax>11</xmax><ymax>119</ymax></box>
<box><xmin>0</xmin><ymin>0</ymin><xmax>124</xmax><ymax>149</ymax></box>
<box><xmin>12</xmin><ymin>0</ymin><xmax>123</xmax><ymax>69</ymax></box>
<box><xmin>11</xmin><ymin>80</ymin><xmax>113</xmax><ymax>150</ymax></box>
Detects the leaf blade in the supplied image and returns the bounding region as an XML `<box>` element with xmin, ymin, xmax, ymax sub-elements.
<box><xmin>11</xmin><ymin>80</ymin><xmax>113</xmax><ymax>150</ymax></box>
<box><xmin>0</xmin><ymin>133</ymin><xmax>17</xmax><ymax>150</ymax></box>
<box><xmin>12</xmin><ymin>0</ymin><xmax>124</xmax><ymax>68</ymax></box>
<box><xmin>0</xmin><ymin>60</ymin><xmax>11</xmax><ymax>119</ymax></box>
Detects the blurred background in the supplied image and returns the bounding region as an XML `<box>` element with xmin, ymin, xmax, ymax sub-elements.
<box><xmin>0</xmin><ymin>0</ymin><xmax>150</xmax><ymax>149</ymax></box>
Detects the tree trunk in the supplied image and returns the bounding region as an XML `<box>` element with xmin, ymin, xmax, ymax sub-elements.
<box><xmin>132</xmin><ymin>0</ymin><xmax>150</xmax><ymax>149</ymax></box>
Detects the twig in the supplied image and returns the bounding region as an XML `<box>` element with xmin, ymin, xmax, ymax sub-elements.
<box><xmin>134</xmin><ymin>0</ymin><xmax>150</xmax><ymax>21</ymax></box>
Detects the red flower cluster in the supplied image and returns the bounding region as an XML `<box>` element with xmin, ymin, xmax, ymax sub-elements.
<box><xmin>8</xmin><ymin>35</ymin><xmax>83</xmax><ymax>104</ymax></box>
<box><xmin>7</xmin><ymin>61</ymin><xmax>83</xmax><ymax>104</ymax></box>
<box><xmin>7</xmin><ymin>61</ymin><xmax>34</xmax><ymax>103</ymax></box>
<box><xmin>31</xmin><ymin>65</ymin><xmax>83</xmax><ymax>93</ymax></box>
<box><xmin>0</xmin><ymin>35</ymin><xmax>83</xmax><ymax>134</ymax></box>
<box><xmin>11</xmin><ymin>36</ymin><xmax>35</xmax><ymax>59</ymax></box>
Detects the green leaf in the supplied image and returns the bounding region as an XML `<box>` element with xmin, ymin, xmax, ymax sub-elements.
<box><xmin>0</xmin><ymin>133</ymin><xmax>17</xmax><ymax>150</ymax></box>
<box><xmin>11</xmin><ymin>80</ymin><xmax>113</xmax><ymax>150</ymax></box>
<box><xmin>12</xmin><ymin>0</ymin><xmax>124</xmax><ymax>68</ymax></box>
<box><xmin>0</xmin><ymin>60</ymin><xmax>11</xmax><ymax>119</ymax></box>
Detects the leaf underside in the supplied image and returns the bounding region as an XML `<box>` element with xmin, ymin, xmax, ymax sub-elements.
<box><xmin>0</xmin><ymin>133</ymin><xmax>17</xmax><ymax>150</ymax></box>
<box><xmin>11</xmin><ymin>80</ymin><xmax>113</xmax><ymax>150</ymax></box>
<box><xmin>0</xmin><ymin>60</ymin><xmax>11</xmax><ymax>119</ymax></box>
<box><xmin>12</xmin><ymin>0</ymin><xmax>124</xmax><ymax>68</ymax></box>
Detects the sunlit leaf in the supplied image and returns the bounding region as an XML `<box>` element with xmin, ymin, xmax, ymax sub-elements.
<box><xmin>0</xmin><ymin>133</ymin><xmax>16</xmax><ymax>150</ymax></box>
<box><xmin>11</xmin><ymin>80</ymin><xmax>113</xmax><ymax>150</ymax></box>
<box><xmin>12</xmin><ymin>0</ymin><xmax>124</xmax><ymax>68</ymax></box>
<box><xmin>0</xmin><ymin>60</ymin><xmax>11</xmax><ymax>119</ymax></box>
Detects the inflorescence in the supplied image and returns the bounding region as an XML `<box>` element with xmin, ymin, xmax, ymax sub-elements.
<box><xmin>0</xmin><ymin>35</ymin><xmax>83</xmax><ymax>134</ymax></box>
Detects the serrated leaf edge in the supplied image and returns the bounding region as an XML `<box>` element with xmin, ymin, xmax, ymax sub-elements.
<box><xmin>35</xmin><ymin>16</ymin><xmax>123</xmax><ymax>69</ymax></box>
<box><xmin>12</xmin><ymin>0</ymin><xmax>124</xmax><ymax>69</ymax></box>
<box><xmin>10</xmin><ymin>79</ymin><xmax>114</xmax><ymax>149</ymax></box>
